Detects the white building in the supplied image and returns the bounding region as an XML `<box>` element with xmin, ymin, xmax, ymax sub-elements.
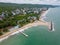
<box><xmin>34</xmin><ymin>10</ymin><xmax>39</xmax><ymax>14</ymax></box>
<box><xmin>11</xmin><ymin>11</ymin><xmax>16</xmax><ymax>15</ymax></box>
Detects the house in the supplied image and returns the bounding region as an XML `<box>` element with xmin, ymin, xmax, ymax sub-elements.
<box><xmin>0</xmin><ymin>12</ymin><xmax>5</xmax><ymax>20</ymax></box>
<box><xmin>22</xmin><ymin>9</ymin><xmax>26</xmax><ymax>15</ymax></box>
<box><xmin>11</xmin><ymin>11</ymin><xmax>16</xmax><ymax>15</ymax></box>
<box><xmin>1</xmin><ymin>12</ymin><xmax>5</xmax><ymax>17</ymax></box>
<box><xmin>15</xmin><ymin>9</ymin><xmax>20</xmax><ymax>14</ymax></box>
<box><xmin>5</xmin><ymin>11</ymin><xmax>8</xmax><ymax>16</ymax></box>
<box><xmin>32</xmin><ymin>16</ymin><xmax>37</xmax><ymax>21</ymax></box>
<box><xmin>34</xmin><ymin>10</ymin><xmax>39</xmax><ymax>14</ymax></box>
<box><xmin>27</xmin><ymin>16</ymin><xmax>37</xmax><ymax>22</ymax></box>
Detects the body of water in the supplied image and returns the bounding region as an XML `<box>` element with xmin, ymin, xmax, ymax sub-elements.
<box><xmin>0</xmin><ymin>7</ymin><xmax>60</xmax><ymax>45</ymax></box>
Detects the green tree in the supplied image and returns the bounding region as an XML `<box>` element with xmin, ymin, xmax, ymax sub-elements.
<box><xmin>3</xmin><ymin>28</ymin><xmax>9</xmax><ymax>32</ymax></box>
<box><xmin>0</xmin><ymin>32</ymin><xmax>3</xmax><ymax>36</ymax></box>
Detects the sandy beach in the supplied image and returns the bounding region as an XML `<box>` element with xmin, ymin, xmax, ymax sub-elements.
<box><xmin>0</xmin><ymin>9</ymin><xmax>50</xmax><ymax>42</ymax></box>
<box><xmin>39</xmin><ymin>9</ymin><xmax>50</xmax><ymax>22</ymax></box>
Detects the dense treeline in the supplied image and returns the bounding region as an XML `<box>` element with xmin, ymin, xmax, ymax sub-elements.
<box><xmin>0</xmin><ymin>2</ymin><xmax>58</xmax><ymax>8</ymax></box>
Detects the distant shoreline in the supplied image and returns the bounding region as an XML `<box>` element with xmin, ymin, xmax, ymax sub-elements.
<box><xmin>0</xmin><ymin>9</ymin><xmax>50</xmax><ymax>42</ymax></box>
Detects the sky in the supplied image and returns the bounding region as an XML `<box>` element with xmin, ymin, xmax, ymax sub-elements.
<box><xmin>0</xmin><ymin>0</ymin><xmax>60</xmax><ymax>5</ymax></box>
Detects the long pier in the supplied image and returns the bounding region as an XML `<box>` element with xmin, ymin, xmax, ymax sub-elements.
<box><xmin>19</xmin><ymin>31</ymin><xmax>28</xmax><ymax>37</ymax></box>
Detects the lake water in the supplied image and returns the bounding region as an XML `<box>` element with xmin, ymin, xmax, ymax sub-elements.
<box><xmin>0</xmin><ymin>7</ymin><xmax>60</xmax><ymax>45</ymax></box>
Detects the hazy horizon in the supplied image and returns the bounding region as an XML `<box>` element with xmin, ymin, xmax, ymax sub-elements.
<box><xmin>0</xmin><ymin>0</ymin><xmax>60</xmax><ymax>5</ymax></box>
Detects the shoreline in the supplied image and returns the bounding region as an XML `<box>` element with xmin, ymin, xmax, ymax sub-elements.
<box><xmin>0</xmin><ymin>9</ymin><xmax>50</xmax><ymax>42</ymax></box>
<box><xmin>39</xmin><ymin>8</ymin><xmax>50</xmax><ymax>22</ymax></box>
